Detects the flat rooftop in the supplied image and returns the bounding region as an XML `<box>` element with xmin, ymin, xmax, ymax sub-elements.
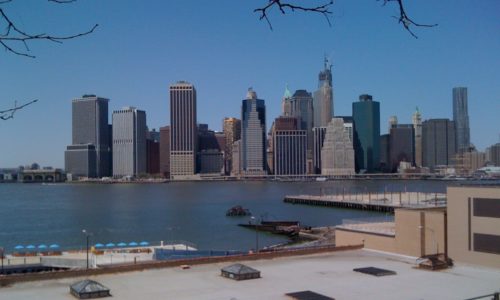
<box><xmin>1</xmin><ymin>249</ymin><xmax>499</xmax><ymax>300</ymax></box>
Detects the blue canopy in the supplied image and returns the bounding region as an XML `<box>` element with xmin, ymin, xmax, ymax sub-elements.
<box><xmin>117</xmin><ymin>242</ymin><xmax>127</xmax><ymax>247</ymax></box>
<box><xmin>38</xmin><ymin>244</ymin><xmax>48</xmax><ymax>249</ymax></box>
<box><xmin>105</xmin><ymin>243</ymin><xmax>115</xmax><ymax>247</ymax></box>
<box><xmin>128</xmin><ymin>242</ymin><xmax>138</xmax><ymax>247</ymax></box>
<box><xmin>139</xmin><ymin>241</ymin><xmax>149</xmax><ymax>246</ymax></box>
<box><xmin>14</xmin><ymin>245</ymin><xmax>24</xmax><ymax>250</ymax></box>
<box><xmin>26</xmin><ymin>245</ymin><xmax>36</xmax><ymax>250</ymax></box>
<box><xmin>49</xmin><ymin>244</ymin><xmax>60</xmax><ymax>249</ymax></box>
<box><xmin>94</xmin><ymin>243</ymin><xmax>104</xmax><ymax>248</ymax></box>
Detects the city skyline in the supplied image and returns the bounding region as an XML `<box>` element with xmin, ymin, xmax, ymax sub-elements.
<box><xmin>1</xmin><ymin>0</ymin><xmax>499</xmax><ymax>167</ymax></box>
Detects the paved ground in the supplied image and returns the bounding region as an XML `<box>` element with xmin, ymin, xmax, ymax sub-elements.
<box><xmin>1</xmin><ymin>249</ymin><xmax>499</xmax><ymax>300</ymax></box>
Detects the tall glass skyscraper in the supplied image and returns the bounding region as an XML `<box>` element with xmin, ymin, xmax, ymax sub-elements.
<box><xmin>313</xmin><ymin>57</ymin><xmax>333</xmax><ymax>128</ymax></box>
<box><xmin>453</xmin><ymin>87</ymin><xmax>470</xmax><ymax>152</ymax></box>
<box><xmin>352</xmin><ymin>94</ymin><xmax>380</xmax><ymax>173</ymax></box>
<box><xmin>241</xmin><ymin>88</ymin><xmax>267</xmax><ymax>175</ymax></box>
<box><xmin>65</xmin><ymin>95</ymin><xmax>111</xmax><ymax>178</ymax></box>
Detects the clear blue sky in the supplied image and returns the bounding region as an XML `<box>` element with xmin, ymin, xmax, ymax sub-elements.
<box><xmin>1</xmin><ymin>0</ymin><xmax>499</xmax><ymax>168</ymax></box>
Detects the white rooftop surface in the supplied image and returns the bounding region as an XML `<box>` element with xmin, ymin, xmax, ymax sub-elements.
<box><xmin>1</xmin><ymin>249</ymin><xmax>499</xmax><ymax>300</ymax></box>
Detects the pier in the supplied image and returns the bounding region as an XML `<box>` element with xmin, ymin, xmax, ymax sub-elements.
<box><xmin>284</xmin><ymin>192</ymin><xmax>447</xmax><ymax>212</ymax></box>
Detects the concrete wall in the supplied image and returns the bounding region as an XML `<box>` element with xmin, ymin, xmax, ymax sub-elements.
<box><xmin>447</xmin><ymin>186</ymin><xmax>500</xmax><ymax>268</ymax></box>
<box><xmin>335</xmin><ymin>229</ymin><xmax>396</xmax><ymax>253</ymax></box>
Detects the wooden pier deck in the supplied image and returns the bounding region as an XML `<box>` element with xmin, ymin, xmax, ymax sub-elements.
<box><xmin>284</xmin><ymin>192</ymin><xmax>447</xmax><ymax>212</ymax></box>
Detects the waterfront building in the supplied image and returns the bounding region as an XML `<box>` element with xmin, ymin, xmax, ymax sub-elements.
<box><xmin>321</xmin><ymin>118</ymin><xmax>355</xmax><ymax>176</ymax></box>
<box><xmin>170</xmin><ymin>81</ymin><xmax>197</xmax><ymax>179</ymax></box>
<box><xmin>453</xmin><ymin>87</ymin><xmax>470</xmax><ymax>153</ymax></box>
<box><xmin>64</xmin><ymin>144</ymin><xmax>97</xmax><ymax>178</ymax></box>
<box><xmin>379</xmin><ymin>134</ymin><xmax>390</xmax><ymax>173</ymax></box>
<box><xmin>112</xmin><ymin>107</ymin><xmax>147</xmax><ymax>177</ymax></box>
<box><xmin>422</xmin><ymin>119</ymin><xmax>456</xmax><ymax>170</ymax></box>
<box><xmin>352</xmin><ymin>94</ymin><xmax>380</xmax><ymax>173</ymax></box>
<box><xmin>455</xmin><ymin>150</ymin><xmax>486</xmax><ymax>175</ymax></box>
<box><xmin>485</xmin><ymin>143</ymin><xmax>500</xmax><ymax>166</ymax></box>
<box><xmin>223</xmin><ymin>117</ymin><xmax>241</xmax><ymax>175</ymax></box>
<box><xmin>313</xmin><ymin>57</ymin><xmax>333</xmax><ymax>127</ymax></box>
<box><xmin>146</xmin><ymin>130</ymin><xmax>160</xmax><ymax>175</ymax></box>
<box><xmin>231</xmin><ymin>140</ymin><xmax>242</xmax><ymax>176</ymax></box>
<box><xmin>241</xmin><ymin>88</ymin><xmax>267</xmax><ymax>175</ymax></box>
<box><xmin>447</xmin><ymin>186</ymin><xmax>500</xmax><ymax>268</ymax></box>
<box><xmin>159</xmin><ymin>126</ymin><xmax>170</xmax><ymax>178</ymax></box>
<box><xmin>312</xmin><ymin>127</ymin><xmax>327</xmax><ymax>174</ymax></box>
<box><xmin>389</xmin><ymin>124</ymin><xmax>415</xmax><ymax>173</ymax></box>
<box><xmin>272</xmin><ymin>116</ymin><xmax>307</xmax><ymax>175</ymax></box>
<box><xmin>412</xmin><ymin>107</ymin><xmax>423</xmax><ymax>167</ymax></box>
<box><xmin>65</xmin><ymin>95</ymin><xmax>111</xmax><ymax>178</ymax></box>
<box><xmin>199</xmin><ymin>149</ymin><xmax>224</xmax><ymax>175</ymax></box>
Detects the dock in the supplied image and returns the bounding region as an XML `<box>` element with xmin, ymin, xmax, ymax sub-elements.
<box><xmin>284</xmin><ymin>192</ymin><xmax>446</xmax><ymax>212</ymax></box>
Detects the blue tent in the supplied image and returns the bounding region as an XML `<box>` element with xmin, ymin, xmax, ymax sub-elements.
<box><xmin>117</xmin><ymin>242</ymin><xmax>127</xmax><ymax>247</ymax></box>
<box><xmin>128</xmin><ymin>242</ymin><xmax>138</xmax><ymax>247</ymax></box>
<box><xmin>14</xmin><ymin>245</ymin><xmax>24</xmax><ymax>250</ymax></box>
<box><xmin>26</xmin><ymin>245</ymin><xmax>36</xmax><ymax>250</ymax></box>
<box><xmin>139</xmin><ymin>241</ymin><xmax>149</xmax><ymax>246</ymax></box>
<box><xmin>105</xmin><ymin>243</ymin><xmax>115</xmax><ymax>248</ymax></box>
<box><xmin>38</xmin><ymin>244</ymin><xmax>48</xmax><ymax>249</ymax></box>
<box><xmin>94</xmin><ymin>243</ymin><xmax>104</xmax><ymax>248</ymax></box>
<box><xmin>49</xmin><ymin>244</ymin><xmax>60</xmax><ymax>249</ymax></box>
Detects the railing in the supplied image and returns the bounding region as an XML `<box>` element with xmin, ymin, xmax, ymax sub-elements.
<box><xmin>465</xmin><ymin>292</ymin><xmax>500</xmax><ymax>300</ymax></box>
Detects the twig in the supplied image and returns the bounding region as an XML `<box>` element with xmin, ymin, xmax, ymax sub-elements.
<box><xmin>381</xmin><ymin>0</ymin><xmax>437</xmax><ymax>38</ymax></box>
<box><xmin>0</xmin><ymin>99</ymin><xmax>38</xmax><ymax>120</ymax></box>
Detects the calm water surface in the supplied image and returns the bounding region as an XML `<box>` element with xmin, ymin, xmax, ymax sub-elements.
<box><xmin>0</xmin><ymin>180</ymin><xmax>465</xmax><ymax>252</ymax></box>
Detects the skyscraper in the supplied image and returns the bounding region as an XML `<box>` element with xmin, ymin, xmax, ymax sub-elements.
<box><xmin>241</xmin><ymin>88</ymin><xmax>267</xmax><ymax>175</ymax></box>
<box><xmin>288</xmin><ymin>90</ymin><xmax>314</xmax><ymax>152</ymax></box>
<box><xmin>112</xmin><ymin>107</ymin><xmax>147</xmax><ymax>177</ymax></box>
<box><xmin>321</xmin><ymin>118</ymin><xmax>355</xmax><ymax>176</ymax></box>
<box><xmin>65</xmin><ymin>95</ymin><xmax>111</xmax><ymax>178</ymax></box>
<box><xmin>389</xmin><ymin>124</ymin><xmax>415</xmax><ymax>172</ymax></box>
<box><xmin>352</xmin><ymin>94</ymin><xmax>380</xmax><ymax>173</ymax></box>
<box><xmin>312</xmin><ymin>127</ymin><xmax>327</xmax><ymax>174</ymax></box>
<box><xmin>313</xmin><ymin>57</ymin><xmax>333</xmax><ymax>127</ymax></box>
<box><xmin>170</xmin><ymin>81</ymin><xmax>197</xmax><ymax>179</ymax></box>
<box><xmin>453</xmin><ymin>87</ymin><xmax>470</xmax><ymax>153</ymax></box>
<box><xmin>146</xmin><ymin>129</ymin><xmax>160</xmax><ymax>175</ymax></box>
<box><xmin>223</xmin><ymin>117</ymin><xmax>241</xmax><ymax>175</ymax></box>
<box><xmin>412</xmin><ymin>107</ymin><xmax>423</xmax><ymax>167</ymax></box>
<box><xmin>159</xmin><ymin>126</ymin><xmax>170</xmax><ymax>178</ymax></box>
<box><xmin>273</xmin><ymin>116</ymin><xmax>307</xmax><ymax>175</ymax></box>
<box><xmin>422</xmin><ymin>119</ymin><xmax>456</xmax><ymax>170</ymax></box>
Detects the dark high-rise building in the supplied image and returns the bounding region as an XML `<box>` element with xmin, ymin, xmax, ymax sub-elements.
<box><xmin>389</xmin><ymin>125</ymin><xmax>415</xmax><ymax>172</ymax></box>
<box><xmin>275</xmin><ymin>116</ymin><xmax>299</xmax><ymax>131</ymax></box>
<box><xmin>241</xmin><ymin>88</ymin><xmax>267</xmax><ymax>175</ymax></box>
<box><xmin>422</xmin><ymin>119</ymin><xmax>456</xmax><ymax>170</ymax></box>
<box><xmin>146</xmin><ymin>130</ymin><xmax>160</xmax><ymax>175</ymax></box>
<box><xmin>352</xmin><ymin>94</ymin><xmax>380</xmax><ymax>173</ymax></box>
<box><xmin>313</xmin><ymin>57</ymin><xmax>333</xmax><ymax>127</ymax></box>
<box><xmin>312</xmin><ymin>127</ymin><xmax>327</xmax><ymax>174</ymax></box>
<box><xmin>287</xmin><ymin>90</ymin><xmax>314</xmax><ymax>153</ymax></box>
<box><xmin>170</xmin><ymin>81</ymin><xmax>197</xmax><ymax>179</ymax></box>
<box><xmin>65</xmin><ymin>95</ymin><xmax>111</xmax><ymax>178</ymax></box>
<box><xmin>379</xmin><ymin>134</ymin><xmax>390</xmax><ymax>173</ymax></box>
<box><xmin>453</xmin><ymin>87</ymin><xmax>470</xmax><ymax>152</ymax></box>
<box><xmin>159</xmin><ymin>126</ymin><xmax>170</xmax><ymax>178</ymax></box>
<box><xmin>64</xmin><ymin>144</ymin><xmax>97</xmax><ymax>178</ymax></box>
<box><xmin>223</xmin><ymin>117</ymin><xmax>241</xmax><ymax>175</ymax></box>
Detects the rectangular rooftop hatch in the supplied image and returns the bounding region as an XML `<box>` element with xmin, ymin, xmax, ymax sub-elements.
<box><xmin>353</xmin><ymin>267</ymin><xmax>397</xmax><ymax>277</ymax></box>
<box><xmin>285</xmin><ymin>290</ymin><xmax>335</xmax><ymax>300</ymax></box>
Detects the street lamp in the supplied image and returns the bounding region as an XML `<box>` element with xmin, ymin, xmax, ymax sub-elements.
<box><xmin>418</xmin><ymin>225</ymin><xmax>438</xmax><ymax>255</ymax></box>
<box><xmin>250</xmin><ymin>216</ymin><xmax>259</xmax><ymax>253</ymax></box>
<box><xmin>82</xmin><ymin>229</ymin><xmax>92</xmax><ymax>270</ymax></box>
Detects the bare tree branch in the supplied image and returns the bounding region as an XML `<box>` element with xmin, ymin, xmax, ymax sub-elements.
<box><xmin>0</xmin><ymin>99</ymin><xmax>38</xmax><ymax>120</ymax></box>
<box><xmin>381</xmin><ymin>0</ymin><xmax>437</xmax><ymax>38</ymax></box>
<box><xmin>0</xmin><ymin>0</ymin><xmax>98</xmax><ymax>58</ymax></box>
<box><xmin>254</xmin><ymin>0</ymin><xmax>334</xmax><ymax>30</ymax></box>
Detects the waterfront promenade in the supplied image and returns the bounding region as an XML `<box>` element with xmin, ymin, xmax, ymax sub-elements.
<box><xmin>284</xmin><ymin>191</ymin><xmax>447</xmax><ymax>212</ymax></box>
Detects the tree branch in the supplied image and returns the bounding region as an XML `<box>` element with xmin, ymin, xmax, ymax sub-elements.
<box><xmin>254</xmin><ymin>0</ymin><xmax>334</xmax><ymax>30</ymax></box>
<box><xmin>0</xmin><ymin>99</ymin><xmax>38</xmax><ymax>120</ymax></box>
<box><xmin>381</xmin><ymin>0</ymin><xmax>437</xmax><ymax>38</ymax></box>
<box><xmin>0</xmin><ymin>0</ymin><xmax>98</xmax><ymax>58</ymax></box>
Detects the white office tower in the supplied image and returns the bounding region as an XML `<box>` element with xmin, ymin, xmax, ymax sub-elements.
<box><xmin>321</xmin><ymin>118</ymin><xmax>355</xmax><ymax>176</ymax></box>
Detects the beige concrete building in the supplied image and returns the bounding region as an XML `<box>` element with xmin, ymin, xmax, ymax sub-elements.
<box><xmin>447</xmin><ymin>186</ymin><xmax>500</xmax><ymax>268</ymax></box>
<box><xmin>336</xmin><ymin>207</ymin><xmax>446</xmax><ymax>258</ymax></box>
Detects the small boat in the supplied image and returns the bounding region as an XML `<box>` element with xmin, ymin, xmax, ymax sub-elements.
<box><xmin>226</xmin><ymin>205</ymin><xmax>251</xmax><ymax>216</ymax></box>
